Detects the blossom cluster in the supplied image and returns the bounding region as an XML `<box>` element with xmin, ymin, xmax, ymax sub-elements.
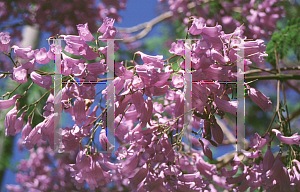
<box><xmin>1</xmin><ymin>16</ymin><xmax>299</xmax><ymax>191</ymax></box>
<box><xmin>0</xmin><ymin>0</ymin><xmax>127</xmax><ymax>36</ymax></box>
<box><xmin>159</xmin><ymin>0</ymin><xmax>285</xmax><ymax>40</ymax></box>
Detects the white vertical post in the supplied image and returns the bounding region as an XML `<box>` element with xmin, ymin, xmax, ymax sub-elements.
<box><xmin>53</xmin><ymin>39</ymin><xmax>63</xmax><ymax>153</ymax></box>
<box><xmin>236</xmin><ymin>37</ymin><xmax>245</xmax><ymax>151</ymax></box>
<box><xmin>103</xmin><ymin>39</ymin><xmax>115</xmax><ymax>153</ymax></box>
<box><xmin>183</xmin><ymin>39</ymin><xmax>192</xmax><ymax>152</ymax></box>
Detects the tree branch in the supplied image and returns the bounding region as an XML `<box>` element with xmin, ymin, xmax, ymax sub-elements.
<box><xmin>116</xmin><ymin>2</ymin><xmax>197</xmax><ymax>43</ymax></box>
<box><xmin>245</xmin><ymin>74</ymin><xmax>300</xmax><ymax>81</ymax></box>
<box><xmin>245</xmin><ymin>66</ymin><xmax>300</xmax><ymax>75</ymax></box>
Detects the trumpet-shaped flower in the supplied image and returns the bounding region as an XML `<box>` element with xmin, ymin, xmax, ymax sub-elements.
<box><xmin>272</xmin><ymin>129</ymin><xmax>300</xmax><ymax>145</ymax></box>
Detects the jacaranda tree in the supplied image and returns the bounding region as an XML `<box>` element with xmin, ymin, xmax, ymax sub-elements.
<box><xmin>0</xmin><ymin>0</ymin><xmax>300</xmax><ymax>191</ymax></box>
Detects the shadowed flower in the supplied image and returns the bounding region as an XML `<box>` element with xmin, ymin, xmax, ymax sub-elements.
<box><xmin>99</xmin><ymin>129</ymin><xmax>114</xmax><ymax>153</ymax></box>
<box><xmin>73</xmin><ymin>97</ymin><xmax>86</xmax><ymax>125</ymax></box>
<box><xmin>211</xmin><ymin>121</ymin><xmax>224</xmax><ymax>144</ymax></box>
<box><xmin>263</xmin><ymin>144</ymin><xmax>274</xmax><ymax>172</ymax></box>
<box><xmin>128</xmin><ymin>163</ymin><xmax>148</xmax><ymax>191</ymax></box>
<box><xmin>247</xmin><ymin>85</ymin><xmax>272</xmax><ymax>112</ymax></box>
<box><xmin>214</xmin><ymin>95</ymin><xmax>238</xmax><ymax>115</ymax></box>
<box><xmin>199</xmin><ymin>138</ymin><xmax>213</xmax><ymax>160</ymax></box>
<box><xmin>70</xmin><ymin>150</ymin><xmax>111</xmax><ymax>190</ymax></box>
<box><xmin>23</xmin><ymin>121</ymin><xmax>43</xmax><ymax>149</ymax></box>
<box><xmin>226</xmin><ymin>164</ymin><xmax>248</xmax><ymax>184</ymax></box>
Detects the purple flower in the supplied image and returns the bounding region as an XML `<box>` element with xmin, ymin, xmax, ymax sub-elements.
<box><xmin>136</xmin><ymin>51</ymin><xmax>164</xmax><ymax>69</ymax></box>
<box><xmin>0</xmin><ymin>32</ymin><xmax>10</xmax><ymax>52</ymax></box>
<box><xmin>214</xmin><ymin>96</ymin><xmax>238</xmax><ymax>116</ymax></box>
<box><xmin>115</xmin><ymin>61</ymin><xmax>133</xmax><ymax>80</ymax></box>
<box><xmin>169</xmin><ymin>40</ymin><xmax>185</xmax><ymax>55</ymax></box>
<box><xmin>247</xmin><ymin>85</ymin><xmax>272</xmax><ymax>112</ymax></box>
<box><xmin>189</xmin><ymin>17</ymin><xmax>206</xmax><ymax>35</ymax></box>
<box><xmin>98</xmin><ymin>41</ymin><xmax>121</xmax><ymax>55</ymax></box>
<box><xmin>203</xmin><ymin>65</ymin><xmax>230</xmax><ymax>81</ymax></box>
<box><xmin>161</xmin><ymin>133</ymin><xmax>175</xmax><ymax>162</ymax></box>
<box><xmin>12</xmin><ymin>45</ymin><xmax>35</xmax><ymax>59</ymax></box>
<box><xmin>71</xmin><ymin>62</ymin><xmax>86</xmax><ymax>78</ymax></box>
<box><xmin>73</xmin><ymin>97</ymin><xmax>86</xmax><ymax>125</ymax></box>
<box><xmin>23</xmin><ymin>121</ymin><xmax>43</xmax><ymax>149</ymax></box>
<box><xmin>77</xmin><ymin>23</ymin><xmax>95</xmax><ymax>42</ymax></box>
<box><xmin>144</xmin><ymin>85</ymin><xmax>168</xmax><ymax>97</ymax></box>
<box><xmin>226</xmin><ymin>164</ymin><xmax>248</xmax><ymax>184</ymax></box>
<box><xmin>172</xmin><ymin>75</ymin><xmax>184</xmax><ymax>89</ymax></box>
<box><xmin>131</xmin><ymin>76</ymin><xmax>144</xmax><ymax>90</ymax></box>
<box><xmin>98</xmin><ymin>17</ymin><xmax>115</xmax><ymax>33</ymax></box>
<box><xmin>240</xmin><ymin>149</ymin><xmax>262</xmax><ymax>158</ymax></box>
<box><xmin>82</xmin><ymin>45</ymin><xmax>98</xmax><ymax>60</ymax></box>
<box><xmin>211</xmin><ymin>49</ymin><xmax>230</xmax><ymax>65</ymax></box>
<box><xmin>199</xmin><ymin>138</ymin><xmax>213</xmax><ymax>160</ymax></box>
<box><xmin>195</xmin><ymin>153</ymin><xmax>217</xmax><ymax>180</ymax></box>
<box><xmin>193</xmin><ymin>39</ymin><xmax>212</xmax><ymax>55</ymax></box>
<box><xmin>99</xmin><ymin>129</ymin><xmax>114</xmax><ymax>152</ymax></box>
<box><xmin>129</xmin><ymin>163</ymin><xmax>148</xmax><ymax>191</ymax></box>
<box><xmin>21</xmin><ymin>118</ymin><xmax>32</xmax><ymax>140</ymax></box>
<box><xmin>12</xmin><ymin>66</ymin><xmax>27</xmax><ymax>84</ymax></box>
<box><xmin>21</xmin><ymin>59</ymin><xmax>35</xmax><ymax>71</ymax></box>
<box><xmin>98</xmin><ymin>26</ymin><xmax>117</xmax><ymax>42</ymax></box>
<box><xmin>263</xmin><ymin>144</ymin><xmax>274</xmax><ymax>172</ymax></box>
<box><xmin>35</xmin><ymin>47</ymin><xmax>50</xmax><ymax>64</ymax></box>
<box><xmin>0</xmin><ymin>94</ymin><xmax>21</xmax><ymax>110</ymax></box>
<box><xmin>211</xmin><ymin>121</ymin><xmax>224</xmax><ymax>144</ymax></box>
<box><xmin>272</xmin><ymin>129</ymin><xmax>300</xmax><ymax>145</ymax></box>
<box><xmin>5</xmin><ymin>101</ymin><xmax>19</xmax><ymax>136</ymax></box>
<box><xmin>153</xmin><ymin>102</ymin><xmax>164</xmax><ymax>113</ymax></box>
<box><xmin>62</xmin><ymin>35</ymin><xmax>87</xmax><ymax>56</ymax></box>
<box><xmin>249</xmin><ymin>132</ymin><xmax>270</xmax><ymax>149</ymax></box>
<box><xmin>70</xmin><ymin>150</ymin><xmax>111</xmax><ymax>189</ymax></box>
<box><xmin>264</xmin><ymin>153</ymin><xmax>284</xmax><ymax>182</ymax></box>
<box><xmin>220</xmin><ymin>165</ymin><xmax>239</xmax><ymax>177</ymax></box>
<box><xmin>120</xmin><ymin>153</ymin><xmax>139</xmax><ymax>175</ymax></box>
<box><xmin>14</xmin><ymin>111</ymin><xmax>26</xmax><ymax>136</ymax></box>
<box><xmin>30</xmin><ymin>71</ymin><xmax>52</xmax><ymax>90</ymax></box>
<box><xmin>87</xmin><ymin>59</ymin><xmax>107</xmax><ymax>75</ymax></box>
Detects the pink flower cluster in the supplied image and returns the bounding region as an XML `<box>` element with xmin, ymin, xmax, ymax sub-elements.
<box><xmin>159</xmin><ymin>0</ymin><xmax>284</xmax><ymax>40</ymax></box>
<box><xmin>0</xmin><ymin>0</ymin><xmax>127</xmax><ymax>36</ymax></box>
<box><xmin>1</xmin><ymin>16</ymin><xmax>299</xmax><ymax>191</ymax></box>
<box><xmin>220</xmin><ymin>135</ymin><xmax>300</xmax><ymax>191</ymax></box>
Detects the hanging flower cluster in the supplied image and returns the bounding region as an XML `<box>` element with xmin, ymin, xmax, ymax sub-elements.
<box><xmin>0</xmin><ymin>16</ymin><xmax>299</xmax><ymax>192</ymax></box>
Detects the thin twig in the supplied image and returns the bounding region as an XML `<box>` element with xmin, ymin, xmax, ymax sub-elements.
<box><xmin>263</xmin><ymin>112</ymin><xmax>277</xmax><ymax>137</ymax></box>
<box><xmin>274</xmin><ymin>49</ymin><xmax>282</xmax><ymax>126</ymax></box>
<box><xmin>245</xmin><ymin>66</ymin><xmax>300</xmax><ymax>75</ymax></box>
<box><xmin>281</xmin><ymin>82</ymin><xmax>291</xmax><ymax>134</ymax></box>
<box><xmin>245</xmin><ymin>74</ymin><xmax>300</xmax><ymax>81</ymax></box>
<box><xmin>116</xmin><ymin>2</ymin><xmax>200</xmax><ymax>43</ymax></box>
